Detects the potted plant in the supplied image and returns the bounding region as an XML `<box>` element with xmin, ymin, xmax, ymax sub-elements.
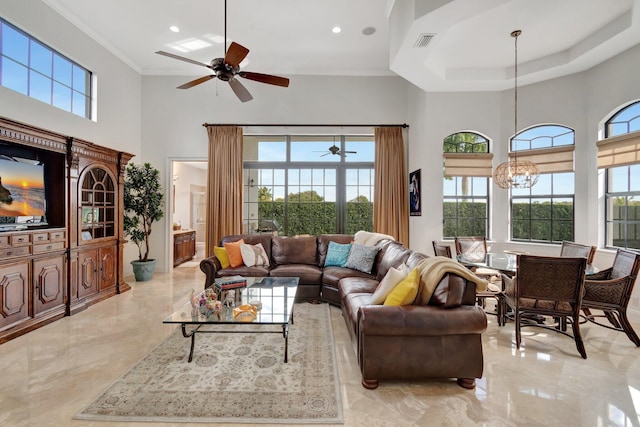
<box><xmin>123</xmin><ymin>162</ymin><xmax>164</xmax><ymax>281</ymax></box>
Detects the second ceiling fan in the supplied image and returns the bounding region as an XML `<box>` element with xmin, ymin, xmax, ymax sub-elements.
<box><xmin>155</xmin><ymin>0</ymin><xmax>289</xmax><ymax>102</ymax></box>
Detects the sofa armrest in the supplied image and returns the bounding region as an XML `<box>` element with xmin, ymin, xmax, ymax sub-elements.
<box><xmin>358</xmin><ymin>304</ymin><xmax>487</xmax><ymax>337</ymax></box>
<box><xmin>199</xmin><ymin>256</ymin><xmax>221</xmax><ymax>289</ymax></box>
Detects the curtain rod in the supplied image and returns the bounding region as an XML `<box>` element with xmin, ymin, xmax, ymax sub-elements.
<box><xmin>202</xmin><ymin>123</ymin><xmax>409</xmax><ymax>128</ymax></box>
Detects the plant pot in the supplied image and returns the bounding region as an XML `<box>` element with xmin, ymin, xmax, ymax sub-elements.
<box><xmin>131</xmin><ymin>259</ymin><xmax>158</xmax><ymax>282</ymax></box>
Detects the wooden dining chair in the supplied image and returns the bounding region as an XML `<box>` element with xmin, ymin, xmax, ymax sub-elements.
<box><xmin>501</xmin><ymin>255</ymin><xmax>588</xmax><ymax>358</ymax></box>
<box><xmin>560</xmin><ymin>241</ymin><xmax>596</xmax><ymax>264</ymax></box>
<box><xmin>432</xmin><ymin>241</ymin><xmax>452</xmax><ymax>258</ymax></box>
<box><xmin>582</xmin><ymin>248</ymin><xmax>640</xmax><ymax>346</ymax></box>
<box><xmin>454</xmin><ymin>236</ymin><xmax>501</xmax><ymax>280</ymax></box>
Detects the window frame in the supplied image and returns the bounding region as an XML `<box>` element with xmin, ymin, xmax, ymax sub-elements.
<box><xmin>243</xmin><ymin>135</ymin><xmax>374</xmax><ymax>236</ymax></box>
<box><xmin>509</xmin><ymin>125</ymin><xmax>576</xmax><ymax>244</ymax></box>
<box><xmin>603</xmin><ymin>101</ymin><xmax>640</xmax><ymax>250</ymax></box>
<box><xmin>0</xmin><ymin>17</ymin><xmax>92</xmax><ymax>119</ymax></box>
<box><xmin>442</xmin><ymin>131</ymin><xmax>490</xmax><ymax>239</ymax></box>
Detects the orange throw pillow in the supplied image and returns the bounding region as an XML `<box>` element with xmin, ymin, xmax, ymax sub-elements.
<box><xmin>224</xmin><ymin>239</ymin><xmax>245</xmax><ymax>268</ymax></box>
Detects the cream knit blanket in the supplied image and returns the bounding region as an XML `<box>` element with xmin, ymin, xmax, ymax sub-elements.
<box><xmin>415</xmin><ymin>256</ymin><xmax>489</xmax><ymax>305</ymax></box>
<box><xmin>353</xmin><ymin>230</ymin><xmax>396</xmax><ymax>246</ymax></box>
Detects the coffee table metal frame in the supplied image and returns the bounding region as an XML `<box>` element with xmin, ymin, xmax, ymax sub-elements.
<box><xmin>163</xmin><ymin>277</ymin><xmax>299</xmax><ymax>363</ymax></box>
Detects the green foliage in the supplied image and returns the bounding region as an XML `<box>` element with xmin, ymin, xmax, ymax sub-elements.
<box><xmin>256</xmin><ymin>200</ymin><xmax>372</xmax><ymax>236</ymax></box>
<box><xmin>511</xmin><ymin>201</ymin><xmax>573</xmax><ymax>242</ymax></box>
<box><xmin>443</xmin><ymin>201</ymin><xmax>488</xmax><ymax>238</ymax></box>
<box><xmin>123</xmin><ymin>162</ymin><xmax>164</xmax><ymax>261</ymax></box>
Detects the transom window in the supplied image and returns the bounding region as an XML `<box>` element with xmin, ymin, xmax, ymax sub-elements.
<box><xmin>510</xmin><ymin>125</ymin><xmax>575</xmax><ymax>243</ymax></box>
<box><xmin>603</xmin><ymin>101</ymin><xmax>640</xmax><ymax>250</ymax></box>
<box><xmin>0</xmin><ymin>18</ymin><xmax>92</xmax><ymax>118</ymax></box>
<box><xmin>442</xmin><ymin>132</ymin><xmax>490</xmax><ymax>238</ymax></box>
<box><xmin>243</xmin><ymin>135</ymin><xmax>374</xmax><ymax>236</ymax></box>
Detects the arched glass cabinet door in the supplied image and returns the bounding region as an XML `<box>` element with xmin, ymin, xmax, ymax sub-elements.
<box><xmin>79</xmin><ymin>166</ymin><xmax>116</xmax><ymax>242</ymax></box>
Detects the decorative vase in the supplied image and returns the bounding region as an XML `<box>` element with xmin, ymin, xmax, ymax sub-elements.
<box><xmin>131</xmin><ymin>259</ymin><xmax>158</xmax><ymax>282</ymax></box>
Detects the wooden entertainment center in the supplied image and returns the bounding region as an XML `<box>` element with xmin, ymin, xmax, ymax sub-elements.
<box><xmin>0</xmin><ymin>117</ymin><xmax>133</xmax><ymax>344</ymax></box>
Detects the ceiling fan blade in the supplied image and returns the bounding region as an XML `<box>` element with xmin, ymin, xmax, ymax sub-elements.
<box><xmin>155</xmin><ymin>51</ymin><xmax>211</xmax><ymax>68</ymax></box>
<box><xmin>240</xmin><ymin>71</ymin><xmax>290</xmax><ymax>87</ymax></box>
<box><xmin>344</xmin><ymin>151</ymin><xmax>357</xmax><ymax>154</ymax></box>
<box><xmin>228</xmin><ymin>78</ymin><xmax>253</xmax><ymax>102</ymax></box>
<box><xmin>320</xmin><ymin>152</ymin><xmax>331</xmax><ymax>157</ymax></box>
<box><xmin>177</xmin><ymin>75</ymin><xmax>216</xmax><ymax>89</ymax></box>
<box><xmin>225</xmin><ymin>42</ymin><xmax>250</xmax><ymax>68</ymax></box>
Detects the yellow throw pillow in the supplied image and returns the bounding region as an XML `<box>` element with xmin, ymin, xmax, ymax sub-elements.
<box><xmin>223</xmin><ymin>239</ymin><xmax>245</xmax><ymax>268</ymax></box>
<box><xmin>383</xmin><ymin>268</ymin><xmax>420</xmax><ymax>306</ymax></box>
<box><xmin>213</xmin><ymin>246</ymin><xmax>231</xmax><ymax>269</ymax></box>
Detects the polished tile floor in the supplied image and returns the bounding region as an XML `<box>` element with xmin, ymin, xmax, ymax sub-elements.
<box><xmin>1</xmin><ymin>266</ymin><xmax>639</xmax><ymax>427</ymax></box>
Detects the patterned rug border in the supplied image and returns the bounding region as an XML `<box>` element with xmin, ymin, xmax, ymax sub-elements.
<box><xmin>74</xmin><ymin>303</ymin><xmax>343</xmax><ymax>424</ymax></box>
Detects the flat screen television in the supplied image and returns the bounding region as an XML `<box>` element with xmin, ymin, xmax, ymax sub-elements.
<box><xmin>0</xmin><ymin>155</ymin><xmax>47</xmax><ymax>228</ymax></box>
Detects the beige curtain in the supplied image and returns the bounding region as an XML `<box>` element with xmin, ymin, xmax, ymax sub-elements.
<box><xmin>205</xmin><ymin>125</ymin><xmax>243</xmax><ymax>257</ymax></box>
<box><xmin>374</xmin><ymin>127</ymin><xmax>409</xmax><ymax>245</ymax></box>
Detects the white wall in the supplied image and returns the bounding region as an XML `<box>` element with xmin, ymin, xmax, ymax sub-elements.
<box><xmin>141</xmin><ymin>74</ymin><xmax>410</xmax><ymax>273</ymax></box>
<box><xmin>0</xmin><ymin>0</ymin><xmax>142</xmax><ymax>153</ymax></box>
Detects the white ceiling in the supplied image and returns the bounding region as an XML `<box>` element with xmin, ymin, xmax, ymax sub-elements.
<box><xmin>41</xmin><ymin>0</ymin><xmax>640</xmax><ymax>92</ymax></box>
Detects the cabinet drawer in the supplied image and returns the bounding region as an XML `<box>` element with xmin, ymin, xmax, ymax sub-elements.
<box><xmin>50</xmin><ymin>230</ymin><xmax>66</xmax><ymax>242</ymax></box>
<box><xmin>0</xmin><ymin>246</ymin><xmax>31</xmax><ymax>258</ymax></box>
<box><xmin>10</xmin><ymin>233</ymin><xmax>31</xmax><ymax>246</ymax></box>
<box><xmin>0</xmin><ymin>235</ymin><xmax>8</xmax><ymax>247</ymax></box>
<box><xmin>33</xmin><ymin>241</ymin><xmax>65</xmax><ymax>254</ymax></box>
<box><xmin>33</xmin><ymin>232</ymin><xmax>50</xmax><ymax>243</ymax></box>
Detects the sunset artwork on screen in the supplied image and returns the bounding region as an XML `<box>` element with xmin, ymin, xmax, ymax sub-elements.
<box><xmin>0</xmin><ymin>157</ymin><xmax>46</xmax><ymax>217</ymax></box>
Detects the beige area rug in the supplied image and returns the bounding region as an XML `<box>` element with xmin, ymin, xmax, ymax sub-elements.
<box><xmin>74</xmin><ymin>303</ymin><xmax>343</xmax><ymax>424</ymax></box>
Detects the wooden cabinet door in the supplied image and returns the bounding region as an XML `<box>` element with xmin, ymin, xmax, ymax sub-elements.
<box><xmin>33</xmin><ymin>256</ymin><xmax>66</xmax><ymax>315</ymax></box>
<box><xmin>99</xmin><ymin>246</ymin><xmax>116</xmax><ymax>291</ymax></box>
<box><xmin>78</xmin><ymin>250</ymin><xmax>98</xmax><ymax>298</ymax></box>
<box><xmin>174</xmin><ymin>234</ymin><xmax>185</xmax><ymax>266</ymax></box>
<box><xmin>188</xmin><ymin>232</ymin><xmax>196</xmax><ymax>258</ymax></box>
<box><xmin>0</xmin><ymin>261</ymin><xmax>30</xmax><ymax>329</ymax></box>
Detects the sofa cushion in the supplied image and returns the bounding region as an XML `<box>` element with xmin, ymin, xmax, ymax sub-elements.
<box><xmin>374</xmin><ymin>241</ymin><xmax>412</xmax><ymax>281</ymax></box>
<box><xmin>270</xmin><ymin>264</ymin><xmax>322</xmax><ymax>285</ymax></box>
<box><xmin>223</xmin><ymin>239</ymin><xmax>245</xmax><ymax>267</ymax></box>
<box><xmin>272</xmin><ymin>236</ymin><xmax>318</xmax><ymax>266</ymax></box>
<box><xmin>322</xmin><ymin>266</ymin><xmax>374</xmax><ymax>288</ymax></box>
<box><xmin>370</xmin><ymin>266</ymin><xmax>407</xmax><ymax>305</ymax></box>
<box><xmin>213</xmin><ymin>246</ymin><xmax>230</xmax><ymax>269</ymax></box>
<box><xmin>338</xmin><ymin>277</ymin><xmax>379</xmax><ymax>296</ymax></box>
<box><xmin>220</xmin><ymin>234</ymin><xmax>273</xmax><ymax>259</ymax></box>
<box><xmin>428</xmin><ymin>274</ymin><xmax>468</xmax><ymax>308</ymax></box>
<box><xmin>318</xmin><ymin>234</ymin><xmax>354</xmax><ymax>266</ymax></box>
<box><xmin>324</xmin><ymin>241</ymin><xmax>352</xmax><ymax>267</ymax></box>
<box><xmin>384</xmin><ymin>268</ymin><xmax>420</xmax><ymax>306</ymax></box>
<box><xmin>405</xmin><ymin>251</ymin><xmax>428</xmax><ymax>270</ymax></box>
<box><xmin>240</xmin><ymin>243</ymin><xmax>270</xmax><ymax>267</ymax></box>
<box><xmin>344</xmin><ymin>243</ymin><xmax>380</xmax><ymax>274</ymax></box>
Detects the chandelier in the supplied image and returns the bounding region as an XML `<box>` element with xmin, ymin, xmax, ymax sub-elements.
<box><xmin>493</xmin><ymin>30</ymin><xmax>539</xmax><ymax>189</ymax></box>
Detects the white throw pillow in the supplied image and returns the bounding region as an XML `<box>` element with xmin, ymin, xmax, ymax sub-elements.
<box><xmin>239</xmin><ymin>243</ymin><xmax>270</xmax><ymax>267</ymax></box>
<box><xmin>370</xmin><ymin>266</ymin><xmax>407</xmax><ymax>305</ymax></box>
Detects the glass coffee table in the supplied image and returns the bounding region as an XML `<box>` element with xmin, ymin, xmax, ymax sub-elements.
<box><xmin>163</xmin><ymin>277</ymin><xmax>299</xmax><ymax>363</ymax></box>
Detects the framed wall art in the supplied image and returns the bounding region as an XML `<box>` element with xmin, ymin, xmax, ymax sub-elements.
<box><xmin>409</xmin><ymin>169</ymin><xmax>421</xmax><ymax>216</ymax></box>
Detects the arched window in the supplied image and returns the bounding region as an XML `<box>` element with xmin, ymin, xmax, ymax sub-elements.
<box><xmin>510</xmin><ymin>125</ymin><xmax>575</xmax><ymax>243</ymax></box>
<box><xmin>600</xmin><ymin>101</ymin><xmax>640</xmax><ymax>250</ymax></box>
<box><xmin>442</xmin><ymin>132</ymin><xmax>492</xmax><ymax>238</ymax></box>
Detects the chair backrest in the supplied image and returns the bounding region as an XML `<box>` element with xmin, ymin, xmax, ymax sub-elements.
<box><xmin>454</xmin><ymin>236</ymin><xmax>487</xmax><ymax>256</ymax></box>
<box><xmin>432</xmin><ymin>241</ymin><xmax>452</xmax><ymax>258</ymax></box>
<box><xmin>516</xmin><ymin>255</ymin><xmax>587</xmax><ymax>304</ymax></box>
<box><xmin>560</xmin><ymin>241</ymin><xmax>596</xmax><ymax>264</ymax></box>
<box><xmin>610</xmin><ymin>249</ymin><xmax>640</xmax><ymax>280</ymax></box>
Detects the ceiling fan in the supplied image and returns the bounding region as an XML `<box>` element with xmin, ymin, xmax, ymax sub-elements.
<box><xmin>316</xmin><ymin>143</ymin><xmax>357</xmax><ymax>157</ymax></box>
<box><xmin>154</xmin><ymin>0</ymin><xmax>289</xmax><ymax>102</ymax></box>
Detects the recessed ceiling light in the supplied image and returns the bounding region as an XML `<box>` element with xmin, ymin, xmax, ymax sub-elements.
<box><xmin>169</xmin><ymin>26</ymin><xmax>180</xmax><ymax>33</ymax></box>
<box><xmin>362</xmin><ymin>26</ymin><xmax>376</xmax><ymax>36</ymax></box>
<box><xmin>332</xmin><ymin>26</ymin><xmax>341</xmax><ymax>34</ymax></box>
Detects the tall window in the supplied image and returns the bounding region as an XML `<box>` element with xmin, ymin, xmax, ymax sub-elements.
<box><xmin>0</xmin><ymin>18</ymin><xmax>92</xmax><ymax>118</ymax></box>
<box><xmin>510</xmin><ymin>125</ymin><xmax>575</xmax><ymax>243</ymax></box>
<box><xmin>442</xmin><ymin>132</ymin><xmax>491</xmax><ymax>238</ymax></box>
<box><xmin>243</xmin><ymin>135</ymin><xmax>374</xmax><ymax>236</ymax></box>
<box><xmin>601</xmin><ymin>101</ymin><xmax>640</xmax><ymax>250</ymax></box>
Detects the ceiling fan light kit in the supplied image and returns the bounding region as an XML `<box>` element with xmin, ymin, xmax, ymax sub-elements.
<box><xmin>155</xmin><ymin>0</ymin><xmax>289</xmax><ymax>102</ymax></box>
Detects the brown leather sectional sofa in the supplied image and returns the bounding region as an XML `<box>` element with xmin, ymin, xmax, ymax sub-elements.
<box><xmin>199</xmin><ymin>233</ymin><xmax>487</xmax><ymax>389</ymax></box>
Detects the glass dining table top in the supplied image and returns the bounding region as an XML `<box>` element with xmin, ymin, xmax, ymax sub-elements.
<box><xmin>457</xmin><ymin>252</ymin><xmax>599</xmax><ymax>275</ymax></box>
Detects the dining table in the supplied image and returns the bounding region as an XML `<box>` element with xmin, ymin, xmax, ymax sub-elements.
<box><xmin>456</xmin><ymin>252</ymin><xmax>600</xmax><ymax>277</ymax></box>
